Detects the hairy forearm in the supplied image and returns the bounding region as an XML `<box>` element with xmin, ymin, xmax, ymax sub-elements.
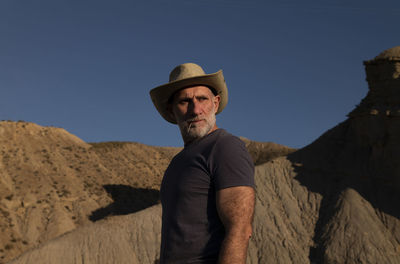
<box><xmin>218</xmin><ymin>226</ymin><xmax>252</xmax><ymax>264</ymax></box>
<box><xmin>216</xmin><ymin>186</ymin><xmax>255</xmax><ymax>264</ymax></box>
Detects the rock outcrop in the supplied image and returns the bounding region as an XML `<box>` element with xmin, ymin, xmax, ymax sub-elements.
<box><xmin>249</xmin><ymin>46</ymin><xmax>400</xmax><ymax>263</ymax></box>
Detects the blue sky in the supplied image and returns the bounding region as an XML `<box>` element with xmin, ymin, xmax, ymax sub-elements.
<box><xmin>1</xmin><ymin>0</ymin><xmax>399</xmax><ymax>148</ymax></box>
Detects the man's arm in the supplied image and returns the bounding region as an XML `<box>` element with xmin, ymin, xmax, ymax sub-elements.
<box><xmin>216</xmin><ymin>186</ymin><xmax>255</xmax><ymax>264</ymax></box>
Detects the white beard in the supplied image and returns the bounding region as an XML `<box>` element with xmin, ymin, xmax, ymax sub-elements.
<box><xmin>177</xmin><ymin>108</ymin><xmax>217</xmax><ymax>144</ymax></box>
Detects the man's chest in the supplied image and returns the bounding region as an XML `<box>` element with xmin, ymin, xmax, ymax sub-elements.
<box><xmin>161</xmin><ymin>153</ymin><xmax>212</xmax><ymax>200</ymax></box>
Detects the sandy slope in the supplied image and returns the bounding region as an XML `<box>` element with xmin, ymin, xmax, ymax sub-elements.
<box><xmin>0</xmin><ymin>121</ymin><xmax>292</xmax><ymax>263</ymax></box>
<box><xmin>0</xmin><ymin>121</ymin><xmax>178</xmax><ymax>263</ymax></box>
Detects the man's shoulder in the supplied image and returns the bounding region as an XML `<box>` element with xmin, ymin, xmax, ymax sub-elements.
<box><xmin>214</xmin><ymin>129</ymin><xmax>245</xmax><ymax>148</ymax></box>
<box><xmin>210</xmin><ymin>129</ymin><xmax>255</xmax><ymax>190</ymax></box>
<box><xmin>209</xmin><ymin>129</ymin><xmax>251</xmax><ymax>162</ymax></box>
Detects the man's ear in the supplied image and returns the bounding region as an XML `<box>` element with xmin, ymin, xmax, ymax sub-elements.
<box><xmin>213</xmin><ymin>95</ymin><xmax>221</xmax><ymax>113</ymax></box>
<box><xmin>167</xmin><ymin>104</ymin><xmax>177</xmax><ymax>123</ymax></box>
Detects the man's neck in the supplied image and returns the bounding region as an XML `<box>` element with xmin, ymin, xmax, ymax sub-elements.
<box><xmin>183</xmin><ymin>125</ymin><xmax>219</xmax><ymax>147</ymax></box>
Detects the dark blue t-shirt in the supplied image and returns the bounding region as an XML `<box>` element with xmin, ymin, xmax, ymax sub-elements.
<box><xmin>160</xmin><ymin>129</ymin><xmax>255</xmax><ymax>263</ymax></box>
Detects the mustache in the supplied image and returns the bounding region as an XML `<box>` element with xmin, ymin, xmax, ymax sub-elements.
<box><xmin>185</xmin><ymin>117</ymin><xmax>203</xmax><ymax>123</ymax></box>
<box><xmin>185</xmin><ymin>117</ymin><xmax>204</xmax><ymax>133</ymax></box>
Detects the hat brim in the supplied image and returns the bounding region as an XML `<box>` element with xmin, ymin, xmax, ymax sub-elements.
<box><xmin>149</xmin><ymin>70</ymin><xmax>228</xmax><ymax>124</ymax></box>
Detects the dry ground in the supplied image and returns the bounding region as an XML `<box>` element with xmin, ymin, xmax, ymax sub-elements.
<box><xmin>0</xmin><ymin>121</ymin><xmax>293</xmax><ymax>263</ymax></box>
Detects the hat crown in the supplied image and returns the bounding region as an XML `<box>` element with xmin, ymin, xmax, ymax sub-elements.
<box><xmin>169</xmin><ymin>63</ymin><xmax>206</xmax><ymax>82</ymax></box>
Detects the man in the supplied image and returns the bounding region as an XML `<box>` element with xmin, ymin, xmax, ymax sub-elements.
<box><xmin>150</xmin><ymin>63</ymin><xmax>255</xmax><ymax>264</ymax></box>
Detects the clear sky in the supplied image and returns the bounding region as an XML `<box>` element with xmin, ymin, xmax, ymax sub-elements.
<box><xmin>1</xmin><ymin>0</ymin><xmax>399</xmax><ymax>148</ymax></box>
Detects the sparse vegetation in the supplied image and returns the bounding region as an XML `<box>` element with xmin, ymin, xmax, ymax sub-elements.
<box><xmin>89</xmin><ymin>141</ymin><xmax>130</xmax><ymax>150</ymax></box>
<box><xmin>4</xmin><ymin>244</ymin><xmax>13</xmax><ymax>250</ymax></box>
<box><xmin>0</xmin><ymin>209</ymin><xmax>10</xmax><ymax>217</ymax></box>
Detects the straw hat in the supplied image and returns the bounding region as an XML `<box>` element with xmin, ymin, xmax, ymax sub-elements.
<box><xmin>149</xmin><ymin>63</ymin><xmax>228</xmax><ymax>124</ymax></box>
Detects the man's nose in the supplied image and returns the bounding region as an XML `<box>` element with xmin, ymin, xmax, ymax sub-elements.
<box><xmin>189</xmin><ymin>100</ymin><xmax>202</xmax><ymax>116</ymax></box>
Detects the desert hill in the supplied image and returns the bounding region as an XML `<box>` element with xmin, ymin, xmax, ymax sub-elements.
<box><xmin>8</xmin><ymin>46</ymin><xmax>400</xmax><ymax>264</ymax></box>
<box><xmin>4</xmin><ymin>46</ymin><xmax>400</xmax><ymax>264</ymax></box>
<box><xmin>0</xmin><ymin>121</ymin><xmax>293</xmax><ymax>263</ymax></box>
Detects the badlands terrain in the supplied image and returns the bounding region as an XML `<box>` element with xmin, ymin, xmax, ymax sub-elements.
<box><xmin>0</xmin><ymin>121</ymin><xmax>293</xmax><ymax>263</ymax></box>
<box><xmin>1</xmin><ymin>46</ymin><xmax>400</xmax><ymax>263</ymax></box>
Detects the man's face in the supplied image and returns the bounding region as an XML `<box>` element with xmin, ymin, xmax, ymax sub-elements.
<box><xmin>170</xmin><ymin>86</ymin><xmax>221</xmax><ymax>144</ymax></box>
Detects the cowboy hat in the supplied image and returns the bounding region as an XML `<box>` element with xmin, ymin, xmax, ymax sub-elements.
<box><xmin>149</xmin><ymin>63</ymin><xmax>228</xmax><ymax>124</ymax></box>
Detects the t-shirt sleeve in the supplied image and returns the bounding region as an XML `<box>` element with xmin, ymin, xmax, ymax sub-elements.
<box><xmin>211</xmin><ymin>135</ymin><xmax>255</xmax><ymax>190</ymax></box>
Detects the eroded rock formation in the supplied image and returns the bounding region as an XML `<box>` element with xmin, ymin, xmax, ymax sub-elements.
<box><xmin>0</xmin><ymin>121</ymin><xmax>291</xmax><ymax>263</ymax></box>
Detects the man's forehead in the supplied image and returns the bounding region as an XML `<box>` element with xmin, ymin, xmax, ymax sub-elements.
<box><xmin>174</xmin><ymin>85</ymin><xmax>215</xmax><ymax>98</ymax></box>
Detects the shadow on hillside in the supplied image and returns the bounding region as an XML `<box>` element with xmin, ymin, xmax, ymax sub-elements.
<box><xmin>89</xmin><ymin>184</ymin><xmax>160</xmax><ymax>222</ymax></box>
<box><xmin>286</xmin><ymin>120</ymin><xmax>400</xmax><ymax>263</ymax></box>
<box><xmin>286</xmin><ymin>126</ymin><xmax>400</xmax><ymax>219</ymax></box>
<box><xmin>289</xmin><ymin>152</ymin><xmax>400</xmax><ymax>263</ymax></box>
